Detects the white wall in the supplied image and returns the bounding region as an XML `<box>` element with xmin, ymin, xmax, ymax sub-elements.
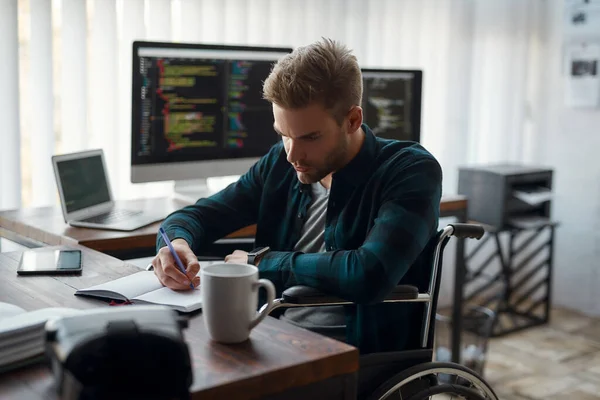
<box><xmin>535</xmin><ymin>2</ymin><xmax>600</xmax><ymax>316</ymax></box>
<box><xmin>437</xmin><ymin>0</ymin><xmax>600</xmax><ymax>317</ymax></box>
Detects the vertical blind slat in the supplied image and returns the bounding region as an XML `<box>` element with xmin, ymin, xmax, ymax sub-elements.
<box><xmin>116</xmin><ymin>0</ymin><xmax>146</xmax><ymax>198</ymax></box>
<box><xmin>223</xmin><ymin>0</ymin><xmax>247</xmax><ymax>45</ymax></box>
<box><xmin>179</xmin><ymin>0</ymin><xmax>203</xmax><ymax>42</ymax></box>
<box><xmin>29</xmin><ymin>0</ymin><xmax>56</xmax><ymax>206</ymax></box>
<box><xmin>343</xmin><ymin>0</ymin><xmax>369</xmax><ymax>64</ymax></box>
<box><xmin>246</xmin><ymin>0</ymin><xmax>270</xmax><ymax>46</ymax></box>
<box><xmin>145</xmin><ymin>0</ymin><xmax>171</xmax><ymax>41</ymax></box>
<box><xmin>200</xmin><ymin>0</ymin><xmax>225</xmax><ymax>43</ymax></box>
<box><xmin>87</xmin><ymin>0</ymin><xmax>118</xmax><ymax>171</ymax></box>
<box><xmin>0</xmin><ymin>0</ymin><xmax>21</xmax><ymax>210</ymax></box>
<box><xmin>61</xmin><ymin>0</ymin><xmax>88</xmax><ymax>153</ymax></box>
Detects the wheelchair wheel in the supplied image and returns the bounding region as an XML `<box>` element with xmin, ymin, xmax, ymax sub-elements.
<box><xmin>367</xmin><ymin>361</ymin><xmax>498</xmax><ymax>400</ymax></box>
<box><xmin>405</xmin><ymin>383</ymin><xmax>488</xmax><ymax>400</ymax></box>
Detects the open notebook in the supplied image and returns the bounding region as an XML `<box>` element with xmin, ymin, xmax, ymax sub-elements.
<box><xmin>75</xmin><ymin>271</ymin><xmax>202</xmax><ymax>313</ymax></box>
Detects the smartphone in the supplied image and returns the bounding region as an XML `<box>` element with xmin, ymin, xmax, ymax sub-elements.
<box><xmin>17</xmin><ymin>249</ymin><xmax>82</xmax><ymax>275</ymax></box>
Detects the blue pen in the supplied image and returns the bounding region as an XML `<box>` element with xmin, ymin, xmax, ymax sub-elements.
<box><xmin>158</xmin><ymin>227</ymin><xmax>195</xmax><ymax>289</ymax></box>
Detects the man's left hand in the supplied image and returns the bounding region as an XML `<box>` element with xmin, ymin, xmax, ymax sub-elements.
<box><xmin>225</xmin><ymin>249</ymin><xmax>249</xmax><ymax>264</ymax></box>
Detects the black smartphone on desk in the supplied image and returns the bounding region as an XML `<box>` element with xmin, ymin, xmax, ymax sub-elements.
<box><xmin>17</xmin><ymin>249</ymin><xmax>82</xmax><ymax>275</ymax></box>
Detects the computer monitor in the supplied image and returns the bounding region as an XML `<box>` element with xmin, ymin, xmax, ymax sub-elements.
<box><xmin>361</xmin><ymin>69</ymin><xmax>423</xmax><ymax>143</ymax></box>
<box><xmin>130</xmin><ymin>41</ymin><xmax>292</xmax><ymax>198</ymax></box>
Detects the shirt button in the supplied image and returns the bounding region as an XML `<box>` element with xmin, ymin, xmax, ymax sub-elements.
<box><xmin>297</xmin><ymin>213</ymin><xmax>302</xmax><ymax>219</ymax></box>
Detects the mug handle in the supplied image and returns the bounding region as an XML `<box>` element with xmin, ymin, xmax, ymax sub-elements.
<box><xmin>249</xmin><ymin>279</ymin><xmax>276</xmax><ymax>330</ymax></box>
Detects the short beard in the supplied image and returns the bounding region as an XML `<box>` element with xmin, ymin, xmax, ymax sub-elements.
<box><xmin>299</xmin><ymin>130</ymin><xmax>349</xmax><ymax>184</ymax></box>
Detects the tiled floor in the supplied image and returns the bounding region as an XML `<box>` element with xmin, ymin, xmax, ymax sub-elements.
<box><xmin>484</xmin><ymin>307</ymin><xmax>600</xmax><ymax>399</ymax></box>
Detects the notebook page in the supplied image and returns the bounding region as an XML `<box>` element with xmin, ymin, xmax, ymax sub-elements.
<box><xmin>77</xmin><ymin>271</ymin><xmax>162</xmax><ymax>300</ymax></box>
<box><xmin>133</xmin><ymin>286</ymin><xmax>202</xmax><ymax>313</ymax></box>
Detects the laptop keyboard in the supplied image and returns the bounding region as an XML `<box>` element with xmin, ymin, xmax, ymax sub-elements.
<box><xmin>81</xmin><ymin>209</ymin><xmax>142</xmax><ymax>224</ymax></box>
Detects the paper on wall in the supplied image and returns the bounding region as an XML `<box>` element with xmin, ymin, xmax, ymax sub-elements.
<box><xmin>564</xmin><ymin>0</ymin><xmax>600</xmax><ymax>38</ymax></box>
<box><xmin>565</xmin><ymin>42</ymin><xmax>600</xmax><ymax>108</ymax></box>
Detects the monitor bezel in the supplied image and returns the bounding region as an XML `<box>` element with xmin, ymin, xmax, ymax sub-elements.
<box><xmin>360</xmin><ymin>68</ymin><xmax>423</xmax><ymax>144</ymax></box>
<box><xmin>130</xmin><ymin>41</ymin><xmax>292</xmax><ymax>183</ymax></box>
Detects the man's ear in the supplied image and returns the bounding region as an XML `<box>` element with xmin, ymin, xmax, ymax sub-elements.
<box><xmin>347</xmin><ymin>106</ymin><xmax>363</xmax><ymax>133</ymax></box>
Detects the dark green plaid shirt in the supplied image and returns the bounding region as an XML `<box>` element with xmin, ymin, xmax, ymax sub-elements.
<box><xmin>158</xmin><ymin>124</ymin><xmax>442</xmax><ymax>354</ymax></box>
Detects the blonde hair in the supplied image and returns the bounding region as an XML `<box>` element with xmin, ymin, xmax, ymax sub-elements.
<box><xmin>263</xmin><ymin>38</ymin><xmax>363</xmax><ymax>125</ymax></box>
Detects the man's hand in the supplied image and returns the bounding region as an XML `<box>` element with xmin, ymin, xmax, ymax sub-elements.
<box><xmin>224</xmin><ymin>250</ymin><xmax>249</xmax><ymax>264</ymax></box>
<box><xmin>152</xmin><ymin>238</ymin><xmax>200</xmax><ymax>290</ymax></box>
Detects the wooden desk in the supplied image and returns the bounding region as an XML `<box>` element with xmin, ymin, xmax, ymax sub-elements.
<box><xmin>0</xmin><ymin>195</ymin><xmax>469</xmax><ymax>364</ymax></box>
<box><xmin>0</xmin><ymin>197</ymin><xmax>255</xmax><ymax>258</ymax></box>
<box><xmin>439</xmin><ymin>194</ymin><xmax>468</xmax><ymax>218</ymax></box>
<box><xmin>0</xmin><ymin>246</ymin><xmax>358</xmax><ymax>399</ymax></box>
<box><xmin>0</xmin><ymin>195</ymin><xmax>467</xmax><ymax>255</ymax></box>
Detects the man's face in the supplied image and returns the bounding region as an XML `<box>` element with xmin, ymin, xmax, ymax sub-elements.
<box><xmin>273</xmin><ymin>103</ymin><xmax>349</xmax><ymax>184</ymax></box>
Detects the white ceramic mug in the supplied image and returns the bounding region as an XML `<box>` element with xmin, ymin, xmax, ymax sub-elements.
<box><xmin>200</xmin><ymin>263</ymin><xmax>276</xmax><ymax>343</ymax></box>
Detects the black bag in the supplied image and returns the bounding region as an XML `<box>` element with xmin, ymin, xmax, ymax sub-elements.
<box><xmin>45</xmin><ymin>306</ymin><xmax>193</xmax><ymax>400</ymax></box>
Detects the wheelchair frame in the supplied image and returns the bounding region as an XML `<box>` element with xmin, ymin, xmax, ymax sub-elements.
<box><xmin>260</xmin><ymin>223</ymin><xmax>499</xmax><ymax>400</ymax></box>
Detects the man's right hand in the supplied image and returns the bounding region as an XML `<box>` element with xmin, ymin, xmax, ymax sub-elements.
<box><xmin>152</xmin><ymin>238</ymin><xmax>200</xmax><ymax>290</ymax></box>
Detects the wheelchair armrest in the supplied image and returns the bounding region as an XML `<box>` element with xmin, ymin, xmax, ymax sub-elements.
<box><xmin>386</xmin><ymin>285</ymin><xmax>420</xmax><ymax>300</ymax></box>
<box><xmin>281</xmin><ymin>285</ymin><xmax>420</xmax><ymax>305</ymax></box>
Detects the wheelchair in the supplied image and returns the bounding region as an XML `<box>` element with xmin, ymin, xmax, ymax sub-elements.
<box><xmin>261</xmin><ymin>223</ymin><xmax>499</xmax><ymax>400</ymax></box>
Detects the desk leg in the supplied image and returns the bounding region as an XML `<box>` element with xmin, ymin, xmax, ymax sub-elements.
<box><xmin>451</xmin><ymin>210</ymin><xmax>467</xmax><ymax>363</ymax></box>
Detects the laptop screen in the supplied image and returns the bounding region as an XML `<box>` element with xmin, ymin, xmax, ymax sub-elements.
<box><xmin>56</xmin><ymin>155</ymin><xmax>111</xmax><ymax>213</ymax></box>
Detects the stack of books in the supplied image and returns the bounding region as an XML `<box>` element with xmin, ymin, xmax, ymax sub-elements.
<box><xmin>0</xmin><ymin>302</ymin><xmax>82</xmax><ymax>373</ymax></box>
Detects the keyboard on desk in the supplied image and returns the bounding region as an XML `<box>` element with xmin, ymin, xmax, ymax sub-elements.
<box><xmin>80</xmin><ymin>209</ymin><xmax>142</xmax><ymax>224</ymax></box>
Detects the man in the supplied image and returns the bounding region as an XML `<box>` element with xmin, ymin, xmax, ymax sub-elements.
<box><xmin>151</xmin><ymin>38</ymin><xmax>442</xmax><ymax>354</ymax></box>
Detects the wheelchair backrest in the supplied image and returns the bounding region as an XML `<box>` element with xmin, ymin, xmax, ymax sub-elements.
<box><xmin>398</xmin><ymin>229</ymin><xmax>451</xmax><ymax>350</ymax></box>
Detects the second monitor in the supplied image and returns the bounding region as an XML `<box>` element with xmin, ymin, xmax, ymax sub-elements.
<box><xmin>361</xmin><ymin>69</ymin><xmax>422</xmax><ymax>143</ymax></box>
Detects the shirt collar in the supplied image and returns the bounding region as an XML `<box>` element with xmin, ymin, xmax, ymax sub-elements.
<box><xmin>332</xmin><ymin>123</ymin><xmax>377</xmax><ymax>188</ymax></box>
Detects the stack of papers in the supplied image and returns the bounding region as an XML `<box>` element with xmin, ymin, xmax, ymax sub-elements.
<box><xmin>0</xmin><ymin>303</ymin><xmax>82</xmax><ymax>373</ymax></box>
<box><xmin>513</xmin><ymin>187</ymin><xmax>553</xmax><ymax>206</ymax></box>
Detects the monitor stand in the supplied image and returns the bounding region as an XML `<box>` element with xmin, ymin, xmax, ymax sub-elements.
<box><xmin>172</xmin><ymin>176</ymin><xmax>240</xmax><ymax>204</ymax></box>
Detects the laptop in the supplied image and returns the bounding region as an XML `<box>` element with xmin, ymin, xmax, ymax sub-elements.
<box><xmin>52</xmin><ymin>149</ymin><xmax>163</xmax><ymax>231</ymax></box>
